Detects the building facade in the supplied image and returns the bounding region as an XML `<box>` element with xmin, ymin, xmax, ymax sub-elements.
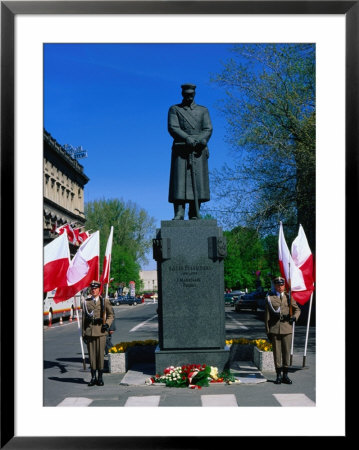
<box><xmin>139</xmin><ymin>270</ymin><xmax>158</xmax><ymax>292</ymax></box>
<box><xmin>43</xmin><ymin>130</ymin><xmax>89</xmax><ymax>249</ymax></box>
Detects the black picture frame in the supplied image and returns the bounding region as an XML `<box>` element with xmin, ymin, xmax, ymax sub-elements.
<box><xmin>1</xmin><ymin>1</ymin><xmax>353</xmax><ymax>447</ymax></box>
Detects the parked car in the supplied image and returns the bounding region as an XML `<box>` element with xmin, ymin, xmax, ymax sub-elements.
<box><xmin>110</xmin><ymin>297</ymin><xmax>120</xmax><ymax>306</ymax></box>
<box><xmin>224</xmin><ymin>291</ymin><xmax>244</xmax><ymax>306</ymax></box>
<box><xmin>234</xmin><ymin>292</ymin><xmax>258</xmax><ymax>312</ymax></box>
<box><xmin>231</xmin><ymin>290</ymin><xmax>245</xmax><ymax>298</ymax></box>
<box><xmin>224</xmin><ymin>293</ymin><xmax>236</xmax><ymax>306</ymax></box>
<box><xmin>113</xmin><ymin>295</ymin><xmax>142</xmax><ymax>306</ymax></box>
<box><xmin>256</xmin><ymin>291</ymin><xmax>270</xmax><ymax>310</ymax></box>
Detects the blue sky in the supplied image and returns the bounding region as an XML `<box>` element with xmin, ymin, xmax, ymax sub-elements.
<box><xmin>44</xmin><ymin>43</ymin><xmax>238</xmax><ymax>267</ymax></box>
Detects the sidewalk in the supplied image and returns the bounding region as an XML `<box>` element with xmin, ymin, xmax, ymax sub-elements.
<box><xmin>53</xmin><ymin>353</ymin><xmax>315</xmax><ymax>407</ymax></box>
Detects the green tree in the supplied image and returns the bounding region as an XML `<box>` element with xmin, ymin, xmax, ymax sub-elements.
<box><xmin>84</xmin><ymin>198</ymin><xmax>155</xmax><ymax>291</ymax></box>
<box><xmin>210</xmin><ymin>44</ymin><xmax>315</xmax><ymax>251</ymax></box>
<box><xmin>224</xmin><ymin>227</ymin><xmax>294</xmax><ymax>292</ymax></box>
<box><xmin>224</xmin><ymin>226</ymin><xmax>266</xmax><ymax>291</ymax></box>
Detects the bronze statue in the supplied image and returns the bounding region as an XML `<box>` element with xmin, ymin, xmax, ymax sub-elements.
<box><xmin>168</xmin><ymin>84</ymin><xmax>213</xmax><ymax>220</ymax></box>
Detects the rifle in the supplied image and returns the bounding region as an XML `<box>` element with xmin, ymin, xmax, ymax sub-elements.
<box><xmin>101</xmin><ymin>285</ymin><xmax>108</xmax><ymax>333</ymax></box>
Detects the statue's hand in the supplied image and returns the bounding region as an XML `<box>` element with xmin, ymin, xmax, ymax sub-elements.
<box><xmin>186</xmin><ymin>136</ymin><xmax>197</xmax><ymax>147</ymax></box>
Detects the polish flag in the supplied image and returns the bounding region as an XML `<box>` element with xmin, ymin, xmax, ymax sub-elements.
<box><xmin>55</xmin><ymin>224</ymin><xmax>67</xmax><ymax>235</ymax></box>
<box><xmin>78</xmin><ymin>231</ymin><xmax>90</xmax><ymax>243</ymax></box>
<box><xmin>100</xmin><ymin>226</ymin><xmax>114</xmax><ymax>285</ymax></box>
<box><xmin>278</xmin><ymin>222</ymin><xmax>306</xmax><ymax>292</ymax></box>
<box><xmin>44</xmin><ymin>233</ymin><xmax>70</xmax><ymax>292</ymax></box>
<box><xmin>55</xmin><ymin>223</ymin><xmax>77</xmax><ymax>245</ymax></box>
<box><xmin>73</xmin><ymin>228</ymin><xmax>83</xmax><ymax>244</ymax></box>
<box><xmin>291</xmin><ymin>225</ymin><xmax>315</xmax><ymax>305</ymax></box>
<box><xmin>53</xmin><ymin>231</ymin><xmax>100</xmax><ymax>303</ymax></box>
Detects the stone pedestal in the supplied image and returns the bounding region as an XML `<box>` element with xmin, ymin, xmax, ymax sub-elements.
<box><xmin>253</xmin><ymin>346</ymin><xmax>276</xmax><ymax>372</ymax></box>
<box><xmin>108</xmin><ymin>352</ymin><xmax>128</xmax><ymax>373</ymax></box>
<box><xmin>153</xmin><ymin>220</ymin><xmax>229</xmax><ymax>373</ymax></box>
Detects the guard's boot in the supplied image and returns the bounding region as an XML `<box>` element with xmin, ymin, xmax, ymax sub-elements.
<box><xmin>172</xmin><ymin>203</ymin><xmax>185</xmax><ymax>220</ymax></box>
<box><xmin>274</xmin><ymin>368</ymin><xmax>282</xmax><ymax>384</ymax></box>
<box><xmin>282</xmin><ymin>369</ymin><xmax>293</xmax><ymax>384</ymax></box>
<box><xmin>88</xmin><ymin>369</ymin><xmax>97</xmax><ymax>387</ymax></box>
<box><xmin>97</xmin><ymin>369</ymin><xmax>104</xmax><ymax>386</ymax></box>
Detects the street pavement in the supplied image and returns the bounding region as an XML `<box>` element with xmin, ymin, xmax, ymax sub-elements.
<box><xmin>44</xmin><ymin>303</ymin><xmax>316</xmax><ymax>408</ymax></box>
<box><xmin>50</xmin><ymin>355</ymin><xmax>315</xmax><ymax>408</ymax></box>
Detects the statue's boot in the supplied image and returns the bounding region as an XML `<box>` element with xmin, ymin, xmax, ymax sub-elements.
<box><xmin>189</xmin><ymin>201</ymin><xmax>201</xmax><ymax>220</ymax></box>
<box><xmin>172</xmin><ymin>203</ymin><xmax>185</xmax><ymax>220</ymax></box>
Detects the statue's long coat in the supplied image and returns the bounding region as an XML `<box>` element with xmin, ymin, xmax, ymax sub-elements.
<box><xmin>168</xmin><ymin>102</ymin><xmax>213</xmax><ymax>203</ymax></box>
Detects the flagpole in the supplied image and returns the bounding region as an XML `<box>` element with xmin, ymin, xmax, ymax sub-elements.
<box><xmin>303</xmin><ymin>292</ymin><xmax>314</xmax><ymax>367</ymax></box>
<box><xmin>76</xmin><ymin>295</ymin><xmax>86</xmax><ymax>370</ymax></box>
<box><xmin>290</xmin><ymin>323</ymin><xmax>295</xmax><ymax>366</ymax></box>
<box><xmin>288</xmin><ymin>261</ymin><xmax>295</xmax><ymax>366</ymax></box>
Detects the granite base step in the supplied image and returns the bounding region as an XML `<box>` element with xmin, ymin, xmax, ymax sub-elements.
<box><xmin>120</xmin><ymin>361</ymin><xmax>267</xmax><ymax>386</ymax></box>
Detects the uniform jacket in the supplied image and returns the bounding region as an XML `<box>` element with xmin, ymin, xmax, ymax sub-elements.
<box><xmin>265</xmin><ymin>292</ymin><xmax>301</xmax><ymax>335</ymax></box>
<box><xmin>82</xmin><ymin>296</ymin><xmax>114</xmax><ymax>338</ymax></box>
<box><xmin>168</xmin><ymin>102</ymin><xmax>213</xmax><ymax>202</ymax></box>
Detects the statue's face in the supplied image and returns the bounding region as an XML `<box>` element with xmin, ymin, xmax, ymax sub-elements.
<box><xmin>182</xmin><ymin>91</ymin><xmax>195</xmax><ymax>105</ymax></box>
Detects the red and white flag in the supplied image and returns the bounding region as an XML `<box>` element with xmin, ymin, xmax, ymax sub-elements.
<box><xmin>53</xmin><ymin>231</ymin><xmax>100</xmax><ymax>303</ymax></box>
<box><xmin>100</xmin><ymin>226</ymin><xmax>114</xmax><ymax>285</ymax></box>
<box><xmin>78</xmin><ymin>230</ymin><xmax>90</xmax><ymax>243</ymax></box>
<box><xmin>44</xmin><ymin>233</ymin><xmax>70</xmax><ymax>292</ymax></box>
<box><xmin>291</xmin><ymin>225</ymin><xmax>315</xmax><ymax>305</ymax></box>
<box><xmin>55</xmin><ymin>224</ymin><xmax>67</xmax><ymax>235</ymax></box>
<box><xmin>55</xmin><ymin>223</ymin><xmax>77</xmax><ymax>245</ymax></box>
<box><xmin>73</xmin><ymin>228</ymin><xmax>84</xmax><ymax>245</ymax></box>
<box><xmin>278</xmin><ymin>222</ymin><xmax>306</xmax><ymax>292</ymax></box>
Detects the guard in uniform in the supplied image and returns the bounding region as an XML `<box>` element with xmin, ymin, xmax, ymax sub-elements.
<box><xmin>168</xmin><ymin>83</ymin><xmax>213</xmax><ymax>220</ymax></box>
<box><xmin>82</xmin><ymin>280</ymin><xmax>114</xmax><ymax>386</ymax></box>
<box><xmin>265</xmin><ymin>276</ymin><xmax>301</xmax><ymax>384</ymax></box>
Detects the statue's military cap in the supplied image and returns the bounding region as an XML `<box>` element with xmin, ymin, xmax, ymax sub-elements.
<box><xmin>273</xmin><ymin>276</ymin><xmax>285</xmax><ymax>285</ymax></box>
<box><xmin>89</xmin><ymin>280</ymin><xmax>101</xmax><ymax>288</ymax></box>
<box><xmin>181</xmin><ymin>83</ymin><xmax>196</xmax><ymax>93</ymax></box>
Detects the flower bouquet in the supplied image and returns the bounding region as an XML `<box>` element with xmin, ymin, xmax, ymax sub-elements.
<box><xmin>145</xmin><ymin>364</ymin><xmax>241</xmax><ymax>388</ymax></box>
